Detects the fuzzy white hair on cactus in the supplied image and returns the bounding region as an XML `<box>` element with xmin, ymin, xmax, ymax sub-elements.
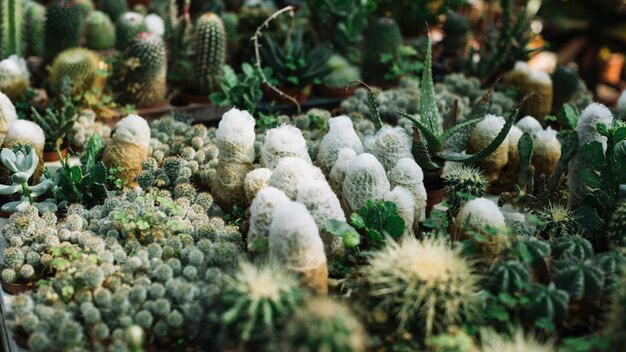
<box><xmin>0</xmin><ymin>92</ymin><xmax>18</xmax><ymax>134</ymax></box>
<box><xmin>261</xmin><ymin>124</ymin><xmax>311</xmax><ymax>169</ymax></box>
<box><xmin>145</xmin><ymin>14</ymin><xmax>165</xmax><ymax>37</ymax></box>
<box><xmin>248</xmin><ymin>186</ymin><xmax>291</xmax><ymax>244</ymax></box>
<box><xmin>316</xmin><ymin>115</ymin><xmax>363</xmax><ymax>173</ymax></box>
<box><xmin>384</xmin><ymin>186</ymin><xmax>415</xmax><ymax>236</ymax></box>
<box><xmin>516</xmin><ymin>115</ymin><xmax>543</xmax><ymax>135</ymax></box>
<box><xmin>269</xmin><ymin>157</ymin><xmax>325</xmax><ymax>200</ymax></box>
<box><xmin>364</xmin><ymin>125</ymin><xmax>412</xmax><ymax>171</ymax></box>
<box><xmin>6</xmin><ymin>120</ymin><xmax>45</xmax><ymax>149</ymax></box>
<box><xmin>216</xmin><ymin>107</ymin><xmax>256</xmax><ymax>163</ymax></box>
<box><xmin>329</xmin><ymin>147</ymin><xmax>358</xmax><ymax>195</ymax></box>
<box><xmin>343</xmin><ymin>153</ymin><xmax>390</xmax><ymax>213</ymax></box>
<box><xmin>456</xmin><ymin>197</ymin><xmax>506</xmax><ymax>231</ymax></box>
<box><xmin>244</xmin><ymin>168</ymin><xmax>272</xmax><ymax>203</ymax></box>
<box><xmin>576</xmin><ymin>102</ymin><xmax>613</xmax><ymax>147</ymax></box>
<box><xmin>113</xmin><ymin>114</ymin><xmax>151</xmax><ymax>147</ymax></box>
<box><xmin>387</xmin><ymin>158</ymin><xmax>427</xmax><ymax>215</ymax></box>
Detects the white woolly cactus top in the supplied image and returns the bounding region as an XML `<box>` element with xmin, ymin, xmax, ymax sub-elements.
<box><xmin>216</xmin><ymin>108</ymin><xmax>256</xmax><ymax>163</ymax></box>
<box><xmin>145</xmin><ymin>14</ymin><xmax>165</xmax><ymax>37</ymax></box>
<box><xmin>244</xmin><ymin>168</ymin><xmax>273</xmax><ymax>202</ymax></box>
<box><xmin>457</xmin><ymin>197</ymin><xmax>506</xmax><ymax>230</ymax></box>
<box><xmin>113</xmin><ymin>114</ymin><xmax>151</xmax><ymax>148</ymax></box>
<box><xmin>269</xmin><ymin>157</ymin><xmax>325</xmax><ymax>199</ymax></box>
<box><xmin>0</xmin><ymin>92</ymin><xmax>17</xmax><ymax>133</ymax></box>
<box><xmin>365</xmin><ymin>125</ymin><xmax>412</xmax><ymax>170</ymax></box>
<box><xmin>248</xmin><ymin>186</ymin><xmax>291</xmax><ymax>241</ymax></box>
<box><xmin>122</xmin><ymin>11</ymin><xmax>145</xmax><ymax>24</ymax></box>
<box><xmin>296</xmin><ymin>180</ymin><xmax>346</xmax><ymax>226</ymax></box>
<box><xmin>513</xmin><ymin>61</ymin><xmax>531</xmax><ymax>75</ymax></box>
<box><xmin>317</xmin><ymin>115</ymin><xmax>363</xmax><ymax>172</ymax></box>
<box><xmin>343</xmin><ymin>153</ymin><xmax>390</xmax><ymax>212</ymax></box>
<box><xmin>269</xmin><ymin>201</ymin><xmax>326</xmax><ymax>270</ymax></box>
<box><xmin>473</xmin><ymin>114</ymin><xmax>506</xmax><ymax>142</ymax></box>
<box><xmin>388</xmin><ymin>157</ymin><xmax>424</xmax><ymax>184</ymax></box>
<box><xmin>576</xmin><ymin>103</ymin><xmax>613</xmax><ymax>147</ymax></box>
<box><xmin>261</xmin><ymin>124</ymin><xmax>312</xmax><ymax>169</ymax></box>
<box><xmin>508</xmin><ymin>125</ymin><xmax>523</xmax><ymax>149</ymax></box>
<box><xmin>516</xmin><ymin>115</ymin><xmax>543</xmax><ymax>135</ymax></box>
<box><xmin>618</xmin><ymin>89</ymin><xmax>626</xmax><ymax>115</ymax></box>
<box><xmin>528</xmin><ymin>70</ymin><xmax>552</xmax><ymax>86</ymax></box>
<box><xmin>535</xmin><ymin>127</ymin><xmax>558</xmax><ymax>142</ymax></box>
<box><xmin>6</xmin><ymin>120</ymin><xmax>45</xmax><ymax>148</ymax></box>
<box><xmin>0</xmin><ymin>55</ymin><xmax>29</xmax><ymax>78</ymax></box>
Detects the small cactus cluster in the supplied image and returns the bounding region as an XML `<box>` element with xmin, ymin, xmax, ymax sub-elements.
<box><xmin>443</xmin><ymin>165</ymin><xmax>489</xmax><ymax>216</ymax></box>
<box><xmin>67</xmin><ymin>109</ymin><xmax>112</xmax><ymax>149</ymax></box>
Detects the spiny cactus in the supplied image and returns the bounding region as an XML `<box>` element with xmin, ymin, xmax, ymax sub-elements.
<box><xmin>361</xmin><ymin>17</ymin><xmax>401</xmax><ymax>85</ymax></box>
<box><xmin>362</xmin><ymin>237</ymin><xmax>479</xmax><ymax>338</ymax></box>
<box><xmin>116</xmin><ymin>32</ymin><xmax>167</xmax><ymax>107</ymax></box>
<box><xmin>455</xmin><ymin>197</ymin><xmax>507</xmax><ymax>260</ymax></box>
<box><xmin>525</xmin><ymin>283</ymin><xmax>569</xmax><ymax>325</ymax></box>
<box><xmin>98</xmin><ymin>0</ymin><xmax>128</xmax><ymax>22</ymax></box>
<box><xmin>48</xmin><ymin>48</ymin><xmax>100</xmax><ymax>96</ymax></box>
<box><xmin>480</xmin><ymin>328</ymin><xmax>554</xmax><ymax>352</ymax></box>
<box><xmin>85</xmin><ymin>11</ymin><xmax>116</xmax><ymax>50</ymax></box>
<box><xmin>44</xmin><ymin>0</ymin><xmax>83</xmax><ymax>63</ymax></box>
<box><xmin>607</xmin><ymin>202</ymin><xmax>626</xmax><ymax>250</ymax></box>
<box><xmin>551</xmin><ymin>65</ymin><xmax>580</xmax><ymax>114</ymax></box>
<box><xmin>115</xmin><ymin>12</ymin><xmax>148</xmax><ymax>51</ymax></box>
<box><xmin>551</xmin><ymin>235</ymin><xmax>594</xmax><ymax>261</ymax></box>
<box><xmin>0</xmin><ymin>56</ymin><xmax>29</xmax><ymax>101</ymax></box>
<box><xmin>535</xmin><ymin>203</ymin><xmax>577</xmax><ymax>239</ymax></box>
<box><xmin>442</xmin><ymin>13</ymin><xmax>470</xmax><ymax>56</ymax></box>
<box><xmin>281</xmin><ymin>297</ymin><xmax>366</xmax><ymax>352</ymax></box>
<box><xmin>443</xmin><ymin>165</ymin><xmax>488</xmax><ymax>216</ymax></box>
<box><xmin>24</xmin><ymin>2</ymin><xmax>46</xmax><ymax>57</ymax></box>
<box><xmin>0</xmin><ymin>0</ymin><xmax>23</xmax><ymax>59</ymax></box>
<box><xmin>191</xmin><ymin>12</ymin><xmax>226</xmax><ymax>96</ymax></box>
<box><xmin>552</xmin><ymin>257</ymin><xmax>604</xmax><ymax>300</ymax></box>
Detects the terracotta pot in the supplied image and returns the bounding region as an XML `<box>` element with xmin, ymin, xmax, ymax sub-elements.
<box><xmin>263</xmin><ymin>84</ymin><xmax>312</xmax><ymax>104</ymax></box>
<box><xmin>43</xmin><ymin>148</ymin><xmax>67</xmax><ymax>162</ymax></box>
<box><xmin>1</xmin><ymin>280</ymin><xmax>35</xmax><ymax>295</ymax></box>
<box><xmin>0</xmin><ymin>209</ymin><xmax>12</xmax><ymax>218</ymax></box>
<box><xmin>426</xmin><ymin>188</ymin><xmax>445</xmax><ymax>217</ymax></box>
<box><xmin>179</xmin><ymin>90</ymin><xmax>212</xmax><ymax>105</ymax></box>
<box><xmin>314</xmin><ymin>85</ymin><xmax>356</xmax><ymax>99</ymax></box>
<box><xmin>136</xmin><ymin>99</ymin><xmax>170</xmax><ymax>111</ymax></box>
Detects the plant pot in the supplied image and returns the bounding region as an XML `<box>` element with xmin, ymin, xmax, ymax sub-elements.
<box><xmin>263</xmin><ymin>84</ymin><xmax>312</xmax><ymax>104</ymax></box>
<box><xmin>1</xmin><ymin>280</ymin><xmax>35</xmax><ymax>295</ymax></box>
<box><xmin>426</xmin><ymin>188</ymin><xmax>445</xmax><ymax>217</ymax></box>
<box><xmin>44</xmin><ymin>148</ymin><xmax>67</xmax><ymax>162</ymax></box>
<box><xmin>179</xmin><ymin>90</ymin><xmax>212</xmax><ymax>105</ymax></box>
<box><xmin>424</xmin><ymin>168</ymin><xmax>445</xmax><ymax>218</ymax></box>
<box><xmin>314</xmin><ymin>85</ymin><xmax>356</xmax><ymax>99</ymax></box>
<box><xmin>0</xmin><ymin>209</ymin><xmax>12</xmax><ymax>218</ymax></box>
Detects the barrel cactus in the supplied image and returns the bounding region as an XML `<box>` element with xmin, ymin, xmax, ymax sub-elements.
<box><xmin>607</xmin><ymin>202</ymin><xmax>626</xmax><ymax>250</ymax></box>
<box><xmin>85</xmin><ymin>11</ymin><xmax>116</xmax><ymax>50</ymax></box>
<box><xmin>191</xmin><ymin>12</ymin><xmax>226</xmax><ymax>95</ymax></box>
<box><xmin>44</xmin><ymin>0</ymin><xmax>83</xmax><ymax>63</ymax></box>
<box><xmin>48</xmin><ymin>48</ymin><xmax>100</xmax><ymax>96</ymax></box>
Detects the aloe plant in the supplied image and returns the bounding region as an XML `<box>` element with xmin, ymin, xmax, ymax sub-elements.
<box><xmin>396</xmin><ymin>34</ymin><xmax>523</xmax><ymax>172</ymax></box>
<box><xmin>0</xmin><ymin>146</ymin><xmax>56</xmax><ymax>213</ymax></box>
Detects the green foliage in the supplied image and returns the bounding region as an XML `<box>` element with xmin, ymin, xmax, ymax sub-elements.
<box><xmin>44</xmin><ymin>0</ymin><xmax>83</xmax><ymax>63</ymax></box>
<box><xmin>361</xmin><ymin>17</ymin><xmax>402</xmax><ymax>84</ymax></box>
<box><xmin>24</xmin><ymin>1</ymin><xmax>46</xmax><ymax>57</ymax></box>
<box><xmin>0</xmin><ymin>0</ymin><xmax>23</xmax><ymax>59</ymax></box>
<box><xmin>28</xmin><ymin>95</ymin><xmax>78</xmax><ymax>152</ymax></box>
<box><xmin>381</xmin><ymin>45</ymin><xmax>423</xmax><ymax>82</ymax></box>
<box><xmin>370</xmin><ymin>0</ymin><xmax>465</xmax><ymax>35</ymax></box>
<box><xmin>325</xmin><ymin>219</ymin><xmax>361</xmax><ymax>249</ymax></box>
<box><xmin>260</xmin><ymin>25</ymin><xmax>332</xmax><ymax>88</ymax></box>
<box><xmin>210</xmin><ymin>63</ymin><xmax>264</xmax><ymax>113</ymax></box>
<box><xmin>85</xmin><ymin>11</ymin><xmax>116</xmax><ymax>50</ymax></box>
<box><xmin>348</xmin><ymin>199</ymin><xmax>405</xmax><ymax>250</ymax></box>
<box><xmin>191</xmin><ymin>12</ymin><xmax>226</xmax><ymax>95</ymax></box>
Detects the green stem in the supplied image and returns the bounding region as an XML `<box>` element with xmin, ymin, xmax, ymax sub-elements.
<box><xmin>22</xmin><ymin>182</ymin><xmax>32</xmax><ymax>204</ymax></box>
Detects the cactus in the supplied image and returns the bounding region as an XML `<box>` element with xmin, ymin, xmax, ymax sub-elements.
<box><xmin>605</xmin><ymin>268</ymin><xmax>626</xmax><ymax>350</ymax></box>
<box><xmin>191</xmin><ymin>12</ymin><xmax>226</xmax><ymax>96</ymax></box>
<box><xmin>316</xmin><ymin>115</ymin><xmax>364</xmax><ymax>174</ymax></box>
<box><xmin>115</xmin><ymin>12</ymin><xmax>148</xmax><ymax>51</ymax></box>
<box><xmin>551</xmin><ymin>65</ymin><xmax>580</xmax><ymax>114</ymax></box>
<box><xmin>362</xmin><ymin>237</ymin><xmax>479</xmax><ymax>338</ymax></box>
<box><xmin>102</xmin><ymin>115</ymin><xmax>151</xmax><ymax>186</ymax></box>
<box><xmin>44</xmin><ymin>0</ymin><xmax>83</xmax><ymax>63</ymax></box>
<box><xmin>525</xmin><ymin>283</ymin><xmax>569</xmax><ymax>324</ymax></box>
<box><xmin>361</xmin><ymin>17</ymin><xmax>401</xmax><ymax>85</ymax></box>
<box><xmin>0</xmin><ymin>0</ymin><xmax>24</xmax><ymax>59</ymax></box>
<box><xmin>443</xmin><ymin>165</ymin><xmax>488</xmax><ymax>216</ymax></box>
<box><xmin>487</xmin><ymin>260</ymin><xmax>531</xmax><ymax>294</ymax></box>
<box><xmin>442</xmin><ymin>13</ymin><xmax>470</xmax><ymax>56</ymax></box>
<box><xmin>281</xmin><ymin>297</ymin><xmax>366</xmax><ymax>352</ymax></box>
<box><xmin>0</xmin><ymin>56</ymin><xmax>29</xmax><ymax>101</ymax></box>
<box><xmin>535</xmin><ymin>203</ymin><xmax>576</xmax><ymax>239</ymax></box>
<box><xmin>342</xmin><ymin>153</ymin><xmax>390</xmax><ymax>213</ymax></box>
<box><xmin>454</xmin><ymin>197</ymin><xmax>507</xmax><ymax>260</ymax></box>
<box><xmin>261</xmin><ymin>125</ymin><xmax>312</xmax><ymax>169</ymax></box>
<box><xmin>24</xmin><ymin>2</ymin><xmax>46</xmax><ymax>57</ymax></box>
<box><xmin>85</xmin><ymin>11</ymin><xmax>116</xmax><ymax>50</ymax></box>
<box><xmin>48</xmin><ymin>48</ymin><xmax>100</xmax><ymax>96</ymax></box>
<box><xmin>98</xmin><ymin>0</ymin><xmax>128</xmax><ymax>22</ymax></box>
<box><xmin>480</xmin><ymin>328</ymin><xmax>554</xmax><ymax>352</ymax></box>
<box><xmin>551</xmin><ymin>235</ymin><xmax>594</xmax><ymax>261</ymax></box>
<box><xmin>552</xmin><ymin>257</ymin><xmax>604</xmax><ymax>300</ymax></box>
<box><xmin>607</xmin><ymin>202</ymin><xmax>626</xmax><ymax>250</ymax></box>
<box><xmin>75</xmin><ymin>0</ymin><xmax>94</xmax><ymax>20</ymax></box>
<box><xmin>116</xmin><ymin>32</ymin><xmax>167</xmax><ymax>107</ymax></box>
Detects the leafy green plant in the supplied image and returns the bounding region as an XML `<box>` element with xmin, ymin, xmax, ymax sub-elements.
<box><xmin>28</xmin><ymin>95</ymin><xmax>78</xmax><ymax>152</ymax></box>
<box><xmin>381</xmin><ymin>45</ymin><xmax>423</xmax><ymax>82</ymax></box>
<box><xmin>0</xmin><ymin>146</ymin><xmax>56</xmax><ymax>213</ymax></box>
<box><xmin>210</xmin><ymin>64</ymin><xmax>265</xmax><ymax>113</ymax></box>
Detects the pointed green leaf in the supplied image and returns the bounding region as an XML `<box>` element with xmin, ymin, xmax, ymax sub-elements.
<box><xmin>419</xmin><ymin>33</ymin><xmax>443</xmax><ymax>137</ymax></box>
<box><xmin>398</xmin><ymin>111</ymin><xmax>443</xmax><ymax>151</ymax></box>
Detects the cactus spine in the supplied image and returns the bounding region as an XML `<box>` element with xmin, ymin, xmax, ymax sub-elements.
<box><xmin>85</xmin><ymin>11</ymin><xmax>116</xmax><ymax>51</ymax></box>
<box><xmin>117</xmin><ymin>32</ymin><xmax>167</xmax><ymax>107</ymax></box>
<box><xmin>191</xmin><ymin>13</ymin><xmax>226</xmax><ymax>95</ymax></box>
<box><xmin>44</xmin><ymin>0</ymin><xmax>83</xmax><ymax>63</ymax></box>
<box><xmin>48</xmin><ymin>48</ymin><xmax>100</xmax><ymax>96</ymax></box>
<box><xmin>115</xmin><ymin>12</ymin><xmax>148</xmax><ymax>52</ymax></box>
<box><xmin>0</xmin><ymin>0</ymin><xmax>24</xmax><ymax>59</ymax></box>
<box><xmin>24</xmin><ymin>2</ymin><xmax>46</xmax><ymax>57</ymax></box>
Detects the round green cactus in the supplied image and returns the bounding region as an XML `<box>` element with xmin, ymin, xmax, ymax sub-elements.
<box><xmin>487</xmin><ymin>260</ymin><xmax>531</xmax><ymax>294</ymax></box>
<box><xmin>44</xmin><ymin>0</ymin><xmax>83</xmax><ymax>63</ymax></box>
<box><xmin>443</xmin><ymin>165</ymin><xmax>488</xmax><ymax>215</ymax></box>
<box><xmin>607</xmin><ymin>202</ymin><xmax>626</xmax><ymax>250</ymax></box>
<box><xmin>552</xmin><ymin>258</ymin><xmax>604</xmax><ymax>300</ymax></box>
<box><xmin>191</xmin><ymin>12</ymin><xmax>227</xmax><ymax>95</ymax></box>
<box><xmin>85</xmin><ymin>11</ymin><xmax>115</xmax><ymax>50</ymax></box>
<box><xmin>535</xmin><ymin>203</ymin><xmax>577</xmax><ymax>239</ymax></box>
<box><xmin>48</xmin><ymin>47</ymin><xmax>100</xmax><ymax>96</ymax></box>
<box><xmin>98</xmin><ymin>0</ymin><xmax>128</xmax><ymax>22</ymax></box>
<box><xmin>24</xmin><ymin>1</ymin><xmax>46</xmax><ymax>57</ymax></box>
<box><xmin>115</xmin><ymin>12</ymin><xmax>147</xmax><ymax>51</ymax></box>
<box><xmin>361</xmin><ymin>17</ymin><xmax>402</xmax><ymax>85</ymax></box>
<box><xmin>524</xmin><ymin>283</ymin><xmax>569</xmax><ymax>324</ymax></box>
<box><xmin>551</xmin><ymin>236</ymin><xmax>594</xmax><ymax>261</ymax></box>
<box><xmin>75</xmin><ymin>0</ymin><xmax>94</xmax><ymax>20</ymax></box>
<box><xmin>281</xmin><ymin>297</ymin><xmax>366</xmax><ymax>352</ymax></box>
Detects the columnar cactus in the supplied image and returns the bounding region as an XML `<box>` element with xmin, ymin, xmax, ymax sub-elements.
<box><xmin>99</xmin><ymin>0</ymin><xmax>128</xmax><ymax>23</ymax></box>
<box><xmin>85</xmin><ymin>11</ymin><xmax>116</xmax><ymax>50</ymax></box>
<box><xmin>551</xmin><ymin>65</ymin><xmax>580</xmax><ymax>114</ymax></box>
<box><xmin>468</xmin><ymin>114</ymin><xmax>510</xmax><ymax>182</ymax></box>
<box><xmin>244</xmin><ymin>168</ymin><xmax>272</xmax><ymax>203</ymax></box>
<box><xmin>191</xmin><ymin>12</ymin><xmax>226</xmax><ymax>95</ymax></box>
<box><xmin>0</xmin><ymin>0</ymin><xmax>23</xmax><ymax>59</ymax></box>
<box><xmin>24</xmin><ymin>2</ymin><xmax>46</xmax><ymax>57</ymax></box>
<box><xmin>0</xmin><ymin>56</ymin><xmax>29</xmax><ymax>101</ymax></box>
<box><xmin>506</xmin><ymin>61</ymin><xmax>553</xmax><ymax>121</ymax></box>
<box><xmin>248</xmin><ymin>186</ymin><xmax>291</xmax><ymax>247</ymax></box>
<box><xmin>48</xmin><ymin>48</ymin><xmax>100</xmax><ymax>96</ymax></box>
<box><xmin>102</xmin><ymin>114</ymin><xmax>151</xmax><ymax>186</ymax></box>
<box><xmin>269</xmin><ymin>201</ymin><xmax>328</xmax><ymax>294</ymax></box>
<box><xmin>361</xmin><ymin>17</ymin><xmax>401</xmax><ymax>85</ymax></box>
<box><xmin>116</xmin><ymin>32</ymin><xmax>167</xmax><ymax>107</ymax></box>
<box><xmin>387</xmin><ymin>157</ymin><xmax>427</xmax><ymax>223</ymax></box>
<box><xmin>44</xmin><ymin>0</ymin><xmax>83</xmax><ymax>63</ymax></box>
<box><xmin>329</xmin><ymin>147</ymin><xmax>357</xmax><ymax>195</ymax></box>
<box><xmin>316</xmin><ymin>116</ymin><xmax>364</xmax><ymax>174</ymax></box>
<box><xmin>442</xmin><ymin>13</ymin><xmax>470</xmax><ymax>56</ymax></box>
<box><xmin>115</xmin><ymin>12</ymin><xmax>148</xmax><ymax>51</ymax></box>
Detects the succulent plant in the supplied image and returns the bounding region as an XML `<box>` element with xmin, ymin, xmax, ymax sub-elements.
<box><xmin>607</xmin><ymin>202</ymin><xmax>626</xmax><ymax>250</ymax></box>
<box><xmin>442</xmin><ymin>13</ymin><xmax>470</xmax><ymax>56</ymax></box>
<box><xmin>44</xmin><ymin>0</ymin><xmax>83</xmax><ymax>63</ymax></box>
<box><xmin>191</xmin><ymin>12</ymin><xmax>226</xmax><ymax>95</ymax></box>
<box><xmin>48</xmin><ymin>48</ymin><xmax>100</xmax><ymax>96</ymax></box>
<box><xmin>551</xmin><ymin>65</ymin><xmax>580</xmax><ymax>114</ymax></box>
<box><xmin>24</xmin><ymin>1</ymin><xmax>46</xmax><ymax>57</ymax></box>
<box><xmin>115</xmin><ymin>12</ymin><xmax>148</xmax><ymax>51</ymax></box>
<box><xmin>0</xmin><ymin>0</ymin><xmax>23</xmax><ymax>59</ymax></box>
<box><xmin>98</xmin><ymin>0</ymin><xmax>128</xmax><ymax>22</ymax></box>
<box><xmin>0</xmin><ymin>55</ymin><xmax>29</xmax><ymax>101</ymax></box>
<box><xmin>487</xmin><ymin>260</ymin><xmax>531</xmax><ymax>294</ymax></box>
<box><xmin>525</xmin><ymin>283</ymin><xmax>569</xmax><ymax>324</ymax></box>
<box><xmin>361</xmin><ymin>17</ymin><xmax>402</xmax><ymax>85</ymax></box>
<box><xmin>552</xmin><ymin>257</ymin><xmax>604</xmax><ymax>300</ymax></box>
<box><xmin>102</xmin><ymin>114</ymin><xmax>151</xmax><ymax>187</ymax></box>
<box><xmin>28</xmin><ymin>95</ymin><xmax>78</xmax><ymax>152</ymax></box>
<box><xmin>534</xmin><ymin>203</ymin><xmax>577</xmax><ymax>239</ymax></box>
<box><xmin>443</xmin><ymin>165</ymin><xmax>488</xmax><ymax>216</ymax></box>
<box><xmin>455</xmin><ymin>198</ymin><xmax>507</xmax><ymax>260</ymax></box>
<box><xmin>85</xmin><ymin>11</ymin><xmax>116</xmax><ymax>50</ymax></box>
<box><xmin>480</xmin><ymin>328</ymin><xmax>554</xmax><ymax>352</ymax></box>
<box><xmin>551</xmin><ymin>235</ymin><xmax>594</xmax><ymax>261</ymax></box>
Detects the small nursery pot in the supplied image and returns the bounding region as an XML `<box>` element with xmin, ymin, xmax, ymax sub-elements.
<box><xmin>1</xmin><ymin>280</ymin><xmax>35</xmax><ymax>295</ymax></box>
<box><xmin>179</xmin><ymin>89</ymin><xmax>212</xmax><ymax>105</ymax></box>
<box><xmin>424</xmin><ymin>167</ymin><xmax>445</xmax><ymax>217</ymax></box>
<box><xmin>426</xmin><ymin>188</ymin><xmax>445</xmax><ymax>217</ymax></box>
<box><xmin>263</xmin><ymin>84</ymin><xmax>312</xmax><ymax>104</ymax></box>
<box><xmin>314</xmin><ymin>85</ymin><xmax>356</xmax><ymax>99</ymax></box>
<box><xmin>43</xmin><ymin>148</ymin><xmax>67</xmax><ymax>162</ymax></box>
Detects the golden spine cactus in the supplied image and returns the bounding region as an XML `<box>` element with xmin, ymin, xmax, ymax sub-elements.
<box><xmin>362</xmin><ymin>237</ymin><xmax>479</xmax><ymax>338</ymax></box>
<box><xmin>191</xmin><ymin>12</ymin><xmax>226</xmax><ymax>95</ymax></box>
<box><xmin>480</xmin><ymin>328</ymin><xmax>554</xmax><ymax>352</ymax></box>
<box><xmin>48</xmin><ymin>48</ymin><xmax>100</xmax><ymax>96</ymax></box>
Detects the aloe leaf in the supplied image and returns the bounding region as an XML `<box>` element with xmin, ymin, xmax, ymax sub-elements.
<box><xmin>419</xmin><ymin>33</ymin><xmax>443</xmax><ymax>137</ymax></box>
<box><xmin>398</xmin><ymin>111</ymin><xmax>442</xmax><ymax>151</ymax></box>
<box><xmin>411</xmin><ymin>127</ymin><xmax>440</xmax><ymax>171</ymax></box>
<box><xmin>440</xmin><ymin>117</ymin><xmax>484</xmax><ymax>143</ymax></box>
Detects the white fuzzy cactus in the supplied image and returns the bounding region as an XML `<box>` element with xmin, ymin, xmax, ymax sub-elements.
<box><xmin>269</xmin><ymin>201</ymin><xmax>328</xmax><ymax>293</ymax></box>
<box><xmin>516</xmin><ymin>115</ymin><xmax>543</xmax><ymax>136</ymax></box>
<box><xmin>102</xmin><ymin>114</ymin><xmax>151</xmax><ymax>186</ymax></box>
<box><xmin>215</xmin><ymin>107</ymin><xmax>256</xmax><ymax>164</ymax></box>
<box><xmin>468</xmin><ymin>114</ymin><xmax>509</xmax><ymax>182</ymax></box>
<box><xmin>0</xmin><ymin>56</ymin><xmax>29</xmax><ymax>101</ymax></box>
<box><xmin>297</xmin><ymin>180</ymin><xmax>346</xmax><ymax>257</ymax></box>
<box><xmin>316</xmin><ymin>116</ymin><xmax>363</xmax><ymax>173</ymax></box>
<box><xmin>244</xmin><ymin>168</ymin><xmax>272</xmax><ymax>203</ymax></box>
<box><xmin>455</xmin><ymin>197</ymin><xmax>507</xmax><ymax>259</ymax></box>
<box><xmin>364</xmin><ymin>126</ymin><xmax>412</xmax><ymax>171</ymax></box>
<box><xmin>261</xmin><ymin>124</ymin><xmax>311</xmax><ymax>169</ymax></box>
<box><xmin>568</xmin><ymin>103</ymin><xmax>614</xmax><ymax>205</ymax></box>
<box><xmin>384</xmin><ymin>186</ymin><xmax>416</xmax><ymax>236</ymax></box>
<box><xmin>269</xmin><ymin>157</ymin><xmax>325</xmax><ymax>200</ymax></box>
<box><xmin>533</xmin><ymin>127</ymin><xmax>561</xmax><ymax>177</ymax></box>
<box><xmin>248</xmin><ymin>186</ymin><xmax>290</xmax><ymax>245</ymax></box>
<box><xmin>329</xmin><ymin>147</ymin><xmax>357</xmax><ymax>195</ymax></box>
<box><xmin>387</xmin><ymin>158</ymin><xmax>427</xmax><ymax>222</ymax></box>
<box><xmin>342</xmin><ymin>153</ymin><xmax>390</xmax><ymax>213</ymax></box>
<box><xmin>0</xmin><ymin>92</ymin><xmax>17</xmax><ymax>135</ymax></box>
